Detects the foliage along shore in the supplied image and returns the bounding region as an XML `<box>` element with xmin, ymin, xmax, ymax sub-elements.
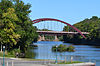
<box><xmin>0</xmin><ymin>0</ymin><xmax>38</xmax><ymax>57</ymax></box>
<box><xmin>52</xmin><ymin>44</ymin><xmax>75</xmax><ymax>52</ymax></box>
<box><xmin>63</xmin><ymin>16</ymin><xmax>100</xmax><ymax>46</ymax></box>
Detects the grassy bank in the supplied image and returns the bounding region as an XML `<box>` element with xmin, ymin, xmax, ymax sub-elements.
<box><xmin>0</xmin><ymin>51</ymin><xmax>15</xmax><ymax>58</ymax></box>
<box><xmin>0</xmin><ymin>52</ymin><xmax>83</xmax><ymax>64</ymax></box>
<box><xmin>58</xmin><ymin>61</ymin><xmax>82</xmax><ymax>64</ymax></box>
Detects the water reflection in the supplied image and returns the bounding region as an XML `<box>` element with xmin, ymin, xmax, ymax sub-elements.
<box><xmin>32</xmin><ymin>41</ymin><xmax>100</xmax><ymax>66</ymax></box>
<box><xmin>25</xmin><ymin>46</ymin><xmax>36</xmax><ymax>59</ymax></box>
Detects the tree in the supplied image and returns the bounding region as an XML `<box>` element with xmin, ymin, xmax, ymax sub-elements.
<box><xmin>0</xmin><ymin>8</ymin><xmax>20</xmax><ymax>50</ymax></box>
<box><xmin>13</xmin><ymin>0</ymin><xmax>38</xmax><ymax>52</ymax></box>
<box><xmin>0</xmin><ymin>0</ymin><xmax>38</xmax><ymax>53</ymax></box>
<box><xmin>63</xmin><ymin>16</ymin><xmax>100</xmax><ymax>44</ymax></box>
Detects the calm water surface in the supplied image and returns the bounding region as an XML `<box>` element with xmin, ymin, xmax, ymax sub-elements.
<box><xmin>32</xmin><ymin>41</ymin><xmax>100</xmax><ymax>66</ymax></box>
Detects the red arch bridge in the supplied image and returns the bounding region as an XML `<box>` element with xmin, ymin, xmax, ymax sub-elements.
<box><xmin>32</xmin><ymin>18</ymin><xmax>89</xmax><ymax>41</ymax></box>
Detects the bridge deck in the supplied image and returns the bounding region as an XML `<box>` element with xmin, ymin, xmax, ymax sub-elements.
<box><xmin>37</xmin><ymin>31</ymin><xmax>89</xmax><ymax>34</ymax></box>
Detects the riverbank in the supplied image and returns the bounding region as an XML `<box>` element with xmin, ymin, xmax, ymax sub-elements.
<box><xmin>64</xmin><ymin>40</ymin><xmax>100</xmax><ymax>46</ymax></box>
<box><xmin>1</xmin><ymin>41</ymin><xmax>99</xmax><ymax>66</ymax></box>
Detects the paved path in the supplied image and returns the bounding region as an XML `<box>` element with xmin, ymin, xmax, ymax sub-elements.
<box><xmin>0</xmin><ymin>57</ymin><xmax>95</xmax><ymax>66</ymax></box>
<box><xmin>0</xmin><ymin>57</ymin><xmax>54</xmax><ymax>66</ymax></box>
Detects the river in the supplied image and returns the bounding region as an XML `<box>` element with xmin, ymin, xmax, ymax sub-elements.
<box><xmin>32</xmin><ymin>41</ymin><xmax>100</xmax><ymax>66</ymax></box>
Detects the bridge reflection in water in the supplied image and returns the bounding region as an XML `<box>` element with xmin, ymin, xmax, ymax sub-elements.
<box><xmin>33</xmin><ymin>41</ymin><xmax>99</xmax><ymax>66</ymax></box>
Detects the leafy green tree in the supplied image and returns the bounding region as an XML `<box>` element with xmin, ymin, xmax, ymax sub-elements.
<box><xmin>0</xmin><ymin>0</ymin><xmax>38</xmax><ymax>54</ymax></box>
<box><xmin>13</xmin><ymin>0</ymin><xmax>38</xmax><ymax>52</ymax></box>
<box><xmin>0</xmin><ymin>8</ymin><xmax>20</xmax><ymax>50</ymax></box>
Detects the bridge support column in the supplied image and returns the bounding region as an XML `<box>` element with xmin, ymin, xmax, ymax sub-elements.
<box><xmin>54</xmin><ymin>35</ymin><xmax>59</xmax><ymax>41</ymax></box>
<box><xmin>38</xmin><ymin>35</ymin><xmax>45</xmax><ymax>41</ymax></box>
<box><xmin>38</xmin><ymin>35</ymin><xmax>42</xmax><ymax>41</ymax></box>
<box><xmin>42</xmin><ymin>35</ymin><xmax>45</xmax><ymax>41</ymax></box>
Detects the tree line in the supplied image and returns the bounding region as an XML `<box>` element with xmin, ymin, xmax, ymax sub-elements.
<box><xmin>63</xmin><ymin>16</ymin><xmax>100</xmax><ymax>45</ymax></box>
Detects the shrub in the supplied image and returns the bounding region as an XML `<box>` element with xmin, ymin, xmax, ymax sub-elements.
<box><xmin>52</xmin><ymin>44</ymin><xmax>75</xmax><ymax>52</ymax></box>
<box><xmin>67</xmin><ymin>45</ymin><xmax>75</xmax><ymax>52</ymax></box>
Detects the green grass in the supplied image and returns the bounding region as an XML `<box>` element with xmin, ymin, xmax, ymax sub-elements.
<box><xmin>0</xmin><ymin>51</ymin><xmax>15</xmax><ymax>58</ymax></box>
<box><xmin>0</xmin><ymin>52</ymin><xmax>3</xmax><ymax>57</ymax></box>
<box><xmin>58</xmin><ymin>61</ymin><xmax>82</xmax><ymax>64</ymax></box>
<box><xmin>20</xmin><ymin>58</ymin><xmax>53</xmax><ymax>61</ymax></box>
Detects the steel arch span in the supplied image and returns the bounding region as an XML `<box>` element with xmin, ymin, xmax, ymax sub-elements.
<box><xmin>32</xmin><ymin>18</ymin><xmax>86</xmax><ymax>38</ymax></box>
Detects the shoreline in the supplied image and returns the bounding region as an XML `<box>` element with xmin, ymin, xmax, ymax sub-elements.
<box><xmin>63</xmin><ymin>40</ymin><xmax>100</xmax><ymax>46</ymax></box>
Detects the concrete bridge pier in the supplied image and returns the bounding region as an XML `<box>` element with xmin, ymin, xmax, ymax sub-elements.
<box><xmin>42</xmin><ymin>35</ymin><xmax>45</xmax><ymax>41</ymax></box>
<box><xmin>38</xmin><ymin>35</ymin><xmax>45</xmax><ymax>41</ymax></box>
<box><xmin>54</xmin><ymin>35</ymin><xmax>59</xmax><ymax>41</ymax></box>
<box><xmin>38</xmin><ymin>35</ymin><xmax>42</xmax><ymax>41</ymax></box>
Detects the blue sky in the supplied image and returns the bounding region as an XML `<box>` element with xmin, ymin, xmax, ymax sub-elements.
<box><xmin>22</xmin><ymin>0</ymin><xmax>100</xmax><ymax>25</ymax></box>
<box><xmin>22</xmin><ymin>0</ymin><xmax>100</xmax><ymax>31</ymax></box>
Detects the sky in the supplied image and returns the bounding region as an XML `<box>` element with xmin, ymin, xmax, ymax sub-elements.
<box><xmin>22</xmin><ymin>0</ymin><xmax>100</xmax><ymax>31</ymax></box>
<box><xmin>22</xmin><ymin>0</ymin><xmax>100</xmax><ymax>24</ymax></box>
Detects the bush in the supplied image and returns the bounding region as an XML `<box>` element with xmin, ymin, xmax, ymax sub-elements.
<box><xmin>67</xmin><ymin>45</ymin><xmax>75</xmax><ymax>52</ymax></box>
<box><xmin>52</xmin><ymin>44</ymin><xmax>75</xmax><ymax>52</ymax></box>
<box><xmin>33</xmin><ymin>45</ymin><xmax>38</xmax><ymax>47</ymax></box>
<box><xmin>8</xmin><ymin>49</ymin><xmax>21</xmax><ymax>57</ymax></box>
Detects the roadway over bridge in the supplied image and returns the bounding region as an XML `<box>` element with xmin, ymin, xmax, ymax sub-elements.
<box><xmin>37</xmin><ymin>31</ymin><xmax>89</xmax><ymax>35</ymax></box>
